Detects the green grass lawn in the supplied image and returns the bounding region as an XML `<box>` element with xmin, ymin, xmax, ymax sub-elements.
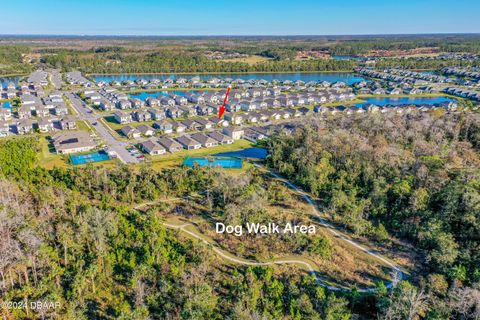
<box><xmin>37</xmin><ymin>135</ymin><xmax>70</xmax><ymax>169</ymax></box>
<box><xmin>143</xmin><ymin>139</ymin><xmax>253</xmax><ymax>170</ymax></box>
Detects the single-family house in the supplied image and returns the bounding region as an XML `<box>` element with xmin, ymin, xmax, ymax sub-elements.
<box><xmin>153</xmin><ymin>120</ymin><xmax>173</xmax><ymax>133</ymax></box>
<box><xmin>121</xmin><ymin>126</ymin><xmax>141</xmax><ymax>139</ymax></box>
<box><xmin>114</xmin><ymin>111</ymin><xmax>132</xmax><ymax>124</ymax></box>
<box><xmin>158</xmin><ymin>137</ymin><xmax>183</xmax><ymax>153</ymax></box>
<box><xmin>207</xmin><ymin>131</ymin><xmax>234</xmax><ymax>144</ymax></box>
<box><xmin>176</xmin><ymin>135</ymin><xmax>201</xmax><ymax>150</ymax></box>
<box><xmin>190</xmin><ymin>132</ymin><xmax>218</xmax><ymax>148</ymax></box>
<box><xmin>140</xmin><ymin>139</ymin><xmax>166</xmax><ymax>155</ymax></box>
<box><xmin>223</xmin><ymin>126</ymin><xmax>244</xmax><ymax>140</ymax></box>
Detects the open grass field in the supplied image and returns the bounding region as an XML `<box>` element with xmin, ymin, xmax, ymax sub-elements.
<box><xmin>219</xmin><ymin>55</ymin><xmax>272</xmax><ymax>64</ymax></box>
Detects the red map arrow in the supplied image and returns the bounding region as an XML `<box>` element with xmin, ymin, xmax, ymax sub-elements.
<box><xmin>218</xmin><ymin>86</ymin><xmax>231</xmax><ymax>119</ymax></box>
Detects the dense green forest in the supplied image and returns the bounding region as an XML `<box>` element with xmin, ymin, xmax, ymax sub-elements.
<box><xmin>0</xmin><ymin>138</ymin><xmax>356</xmax><ymax>319</ymax></box>
<box><xmin>0</xmin><ymin>46</ymin><xmax>33</xmax><ymax>75</ymax></box>
<box><xmin>40</xmin><ymin>50</ymin><xmax>355</xmax><ymax>74</ymax></box>
<box><xmin>264</xmin><ymin>112</ymin><xmax>480</xmax><ymax>318</ymax></box>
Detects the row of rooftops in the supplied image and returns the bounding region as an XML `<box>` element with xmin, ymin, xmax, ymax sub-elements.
<box><xmin>356</xmin><ymin>68</ymin><xmax>480</xmax><ymax>88</ymax></box>
<box><xmin>98</xmin><ymin>76</ymin><xmax>351</xmax><ymax>89</ymax></box>
<box><xmin>443</xmin><ymin>67</ymin><xmax>480</xmax><ymax>80</ymax></box>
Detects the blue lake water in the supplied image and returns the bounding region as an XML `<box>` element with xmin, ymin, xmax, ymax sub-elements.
<box><xmin>356</xmin><ymin>96</ymin><xmax>456</xmax><ymax>107</ymax></box>
<box><xmin>93</xmin><ymin>72</ymin><xmax>365</xmax><ymax>85</ymax></box>
<box><xmin>214</xmin><ymin>147</ymin><xmax>267</xmax><ymax>159</ymax></box>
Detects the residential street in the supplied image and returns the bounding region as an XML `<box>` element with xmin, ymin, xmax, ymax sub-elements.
<box><xmin>64</xmin><ymin>92</ymin><xmax>140</xmax><ymax>164</ymax></box>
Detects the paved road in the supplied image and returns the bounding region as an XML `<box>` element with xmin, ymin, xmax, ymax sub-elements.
<box><xmin>163</xmin><ymin>166</ymin><xmax>405</xmax><ymax>292</ymax></box>
<box><xmin>64</xmin><ymin>92</ymin><xmax>139</xmax><ymax>164</ymax></box>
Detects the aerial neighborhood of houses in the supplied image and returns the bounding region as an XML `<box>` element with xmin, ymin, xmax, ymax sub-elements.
<box><xmin>0</xmin><ymin>67</ymin><xmax>478</xmax><ymax>165</ymax></box>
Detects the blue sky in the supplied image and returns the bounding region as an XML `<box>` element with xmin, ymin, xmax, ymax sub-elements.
<box><xmin>1</xmin><ymin>0</ymin><xmax>479</xmax><ymax>35</ymax></box>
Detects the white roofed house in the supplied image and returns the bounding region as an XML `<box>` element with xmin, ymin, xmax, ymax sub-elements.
<box><xmin>60</xmin><ymin>116</ymin><xmax>77</xmax><ymax>130</ymax></box>
<box><xmin>17</xmin><ymin>105</ymin><xmax>32</xmax><ymax>119</ymax></box>
<box><xmin>35</xmin><ymin>105</ymin><xmax>50</xmax><ymax>118</ymax></box>
<box><xmin>54</xmin><ymin>104</ymin><xmax>69</xmax><ymax>116</ymax></box>
<box><xmin>0</xmin><ymin>108</ymin><xmax>12</xmax><ymax>121</ymax></box>
<box><xmin>0</xmin><ymin>121</ymin><xmax>11</xmax><ymax>137</ymax></box>
<box><xmin>207</xmin><ymin>131</ymin><xmax>234</xmax><ymax>144</ymax></box>
<box><xmin>139</xmin><ymin>139</ymin><xmax>166</xmax><ymax>155</ymax></box>
<box><xmin>190</xmin><ymin>132</ymin><xmax>218</xmax><ymax>148</ymax></box>
<box><xmin>114</xmin><ymin>111</ymin><xmax>132</xmax><ymax>124</ymax></box>
<box><xmin>208</xmin><ymin>116</ymin><xmax>228</xmax><ymax>127</ymax></box>
<box><xmin>37</xmin><ymin>117</ymin><xmax>55</xmax><ymax>133</ymax></box>
<box><xmin>16</xmin><ymin>119</ymin><xmax>34</xmax><ymax>135</ymax></box>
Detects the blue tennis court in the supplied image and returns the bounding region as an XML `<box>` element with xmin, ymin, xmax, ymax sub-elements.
<box><xmin>183</xmin><ymin>156</ymin><xmax>243</xmax><ymax>168</ymax></box>
<box><xmin>70</xmin><ymin>151</ymin><xmax>110</xmax><ymax>165</ymax></box>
